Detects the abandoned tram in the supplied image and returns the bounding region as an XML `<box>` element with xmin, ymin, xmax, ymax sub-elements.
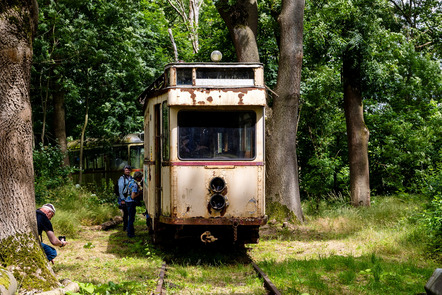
<box><xmin>139</xmin><ymin>54</ymin><xmax>268</xmax><ymax>244</ymax></box>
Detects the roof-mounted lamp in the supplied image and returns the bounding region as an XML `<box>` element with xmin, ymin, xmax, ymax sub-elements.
<box><xmin>210</xmin><ymin>50</ymin><xmax>222</xmax><ymax>62</ymax></box>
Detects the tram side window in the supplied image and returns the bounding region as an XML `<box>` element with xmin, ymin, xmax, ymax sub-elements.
<box><xmin>162</xmin><ymin>102</ymin><xmax>170</xmax><ymax>161</ymax></box>
<box><xmin>111</xmin><ymin>146</ymin><xmax>129</xmax><ymax>170</ymax></box>
<box><xmin>195</xmin><ymin>68</ymin><xmax>254</xmax><ymax>86</ymax></box>
<box><xmin>84</xmin><ymin>149</ymin><xmax>104</xmax><ymax>170</ymax></box>
<box><xmin>130</xmin><ymin>146</ymin><xmax>144</xmax><ymax>169</ymax></box>
<box><xmin>69</xmin><ymin>151</ymin><xmax>80</xmax><ymax>168</ymax></box>
<box><xmin>178</xmin><ymin>111</ymin><xmax>256</xmax><ymax>160</ymax></box>
<box><xmin>177</xmin><ymin>68</ymin><xmax>192</xmax><ymax>85</ymax></box>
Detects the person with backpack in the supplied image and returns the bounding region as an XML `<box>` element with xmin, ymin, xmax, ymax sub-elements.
<box><xmin>117</xmin><ymin>165</ymin><xmax>132</xmax><ymax>231</ymax></box>
<box><xmin>124</xmin><ymin>171</ymin><xmax>143</xmax><ymax>238</ymax></box>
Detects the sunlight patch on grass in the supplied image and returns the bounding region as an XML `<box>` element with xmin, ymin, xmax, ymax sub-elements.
<box><xmin>165</xmin><ymin>263</ymin><xmax>266</xmax><ymax>294</ymax></box>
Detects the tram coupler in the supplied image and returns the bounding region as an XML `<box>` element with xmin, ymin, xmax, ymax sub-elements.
<box><xmin>200</xmin><ymin>231</ymin><xmax>218</xmax><ymax>244</ymax></box>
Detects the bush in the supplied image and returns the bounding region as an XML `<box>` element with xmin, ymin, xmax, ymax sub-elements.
<box><xmin>41</xmin><ymin>183</ymin><xmax>121</xmax><ymax>237</ymax></box>
<box><xmin>33</xmin><ymin>143</ymin><xmax>75</xmax><ymax>203</ymax></box>
<box><xmin>420</xmin><ymin>160</ymin><xmax>442</xmax><ymax>254</ymax></box>
<box><xmin>84</xmin><ymin>178</ymin><xmax>117</xmax><ymax>205</ymax></box>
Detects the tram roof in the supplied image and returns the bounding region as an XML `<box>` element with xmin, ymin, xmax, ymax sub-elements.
<box><xmin>138</xmin><ymin>62</ymin><xmax>265</xmax><ymax>106</ymax></box>
<box><xmin>67</xmin><ymin>133</ymin><xmax>143</xmax><ymax>150</ymax></box>
<box><xmin>163</xmin><ymin>62</ymin><xmax>263</xmax><ymax>69</ymax></box>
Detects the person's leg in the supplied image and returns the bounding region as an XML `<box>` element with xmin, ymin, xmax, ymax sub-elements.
<box><xmin>41</xmin><ymin>243</ymin><xmax>57</xmax><ymax>261</ymax></box>
<box><xmin>122</xmin><ymin>204</ymin><xmax>128</xmax><ymax>231</ymax></box>
<box><xmin>126</xmin><ymin>202</ymin><xmax>136</xmax><ymax>237</ymax></box>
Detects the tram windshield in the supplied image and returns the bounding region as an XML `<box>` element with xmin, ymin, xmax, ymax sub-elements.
<box><xmin>178</xmin><ymin>111</ymin><xmax>256</xmax><ymax>160</ymax></box>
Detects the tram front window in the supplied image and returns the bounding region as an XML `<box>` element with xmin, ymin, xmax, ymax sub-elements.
<box><xmin>178</xmin><ymin>111</ymin><xmax>256</xmax><ymax>160</ymax></box>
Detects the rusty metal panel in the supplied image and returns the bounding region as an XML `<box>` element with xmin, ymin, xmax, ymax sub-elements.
<box><xmin>170</xmin><ymin>165</ymin><xmax>265</xmax><ymax>219</ymax></box>
<box><xmin>167</xmin><ymin>88</ymin><xmax>266</xmax><ymax>106</ymax></box>
<box><xmin>254</xmin><ymin>68</ymin><xmax>264</xmax><ymax>87</ymax></box>
<box><xmin>159</xmin><ymin>216</ymin><xmax>268</xmax><ymax>226</ymax></box>
<box><xmin>144</xmin><ymin>93</ymin><xmax>169</xmax><ymax>220</ymax></box>
<box><xmin>161</xmin><ymin>166</ymin><xmax>171</xmax><ymax>216</ymax></box>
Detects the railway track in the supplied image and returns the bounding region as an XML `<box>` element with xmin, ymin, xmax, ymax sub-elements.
<box><xmin>152</xmin><ymin>257</ymin><xmax>281</xmax><ymax>295</ymax></box>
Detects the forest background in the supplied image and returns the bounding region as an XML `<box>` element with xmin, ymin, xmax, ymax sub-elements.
<box><xmin>31</xmin><ymin>0</ymin><xmax>441</xmax><ymax>251</ymax></box>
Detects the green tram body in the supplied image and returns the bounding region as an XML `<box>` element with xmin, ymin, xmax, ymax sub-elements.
<box><xmin>67</xmin><ymin>133</ymin><xmax>144</xmax><ymax>186</ymax></box>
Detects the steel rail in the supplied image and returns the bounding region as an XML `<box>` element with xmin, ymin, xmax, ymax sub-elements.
<box><xmin>154</xmin><ymin>263</ymin><xmax>167</xmax><ymax>295</ymax></box>
<box><xmin>153</xmin><ymin>257</ymin><xmax>281</xmax><ymax>295</ymax></box>
<box><xmin>251</xmin><ymin>260</ymin><xmax>282</xmax><ymax>295</ymax></box>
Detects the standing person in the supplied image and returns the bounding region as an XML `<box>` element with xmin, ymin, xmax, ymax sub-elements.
<box><xmin>126</xmin><ymin>171</ymin><xmax>143</xmax><ymax>238</ymax></box>
<box><xmin>36</xmin><ymin>203</ymin><xmax>67</xmax><ymax>263</ymax></box>
<box><xmin>118</xmin><ymin>165</ymin><xmax>132</xmax><ymax>231</ymax></box>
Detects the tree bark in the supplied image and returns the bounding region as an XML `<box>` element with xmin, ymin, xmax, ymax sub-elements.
<box><xmin>0</xmin><ymin>0</ymin><xmax>60</xmax><ymax>291</ymax></box>
<box><xmin>79</xmin><ymin>94</ymin><xmax>89</xmax><ymax>184</ymax></box>
<box><xmin>343</xmin><ymin>54</ymin><xmax>370</xmax><ymax>207</ymax></box>
<box><xmin>266</xmin><ymin>0</ymin><xmax>305</xmax><ymax>222</ymax></box>
<box><xmin>167</xmin><ymin>0</ymin><xmax>202</xmax><ymax>54</ymax></box>
<box><xmin>216</xmin><ymin>0</ymin><xmax>259</xmax><ymax>62</ymax></box>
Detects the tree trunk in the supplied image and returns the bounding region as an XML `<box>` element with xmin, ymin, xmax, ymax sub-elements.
<box><xmin>216</xmin><ymin>0</ymin><xmax>259</xmax><ymax>61</ymax></box>
<box><xmin>79</xmin><ymin>95</ymin><xmax>89</xmax><ymax>184</ymax></box>
<box><xmin>266</xmin><ymin>0</ymin><xmax>305</xmax><ymax>222</ymax></box>
<box><xmin>167</xmin><ymin>0</ymin><xmax>202</xmax><ymax>54</ymax></box>
<box><xmin>53</xmin><ymin>86</ymin><xmax>69</xmax><ymax>166</ymax></box>
<box><xmin>343</xmin><ymin>55</ymin><xmax>370</xmax><ymax>206</ymax></box>
<box><xmin>0</xmin><ymin>0</ymin><xmax>60</xmax><ymax>291</ymax></box>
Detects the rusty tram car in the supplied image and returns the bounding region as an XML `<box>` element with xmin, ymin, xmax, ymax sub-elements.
<box><xmin>138</xmin><ymin>58</ymin><xmax>267</xmax><ymax>244</ymax></box>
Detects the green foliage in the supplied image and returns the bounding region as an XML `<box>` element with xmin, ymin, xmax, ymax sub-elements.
<box><xmin>33</xmin><ymin>143</ymin><xmax>75</xmax><ymax>203</ymax></box>
<box><xmin>297</xmin><ymin>0</ymin><xmax>442</xmax><ymax>198</ymax></box>
<box><xmin>419</xmin><ymin>159</ymin><xmax>442</xmax><ymax>254</ymax></box>
<box><xmin>195</xmin><ymin>0</ymin><xmax>237</xmax><ymax>62</ymax></box>
<box><xmin>31</xmin><ymin>0</ymin><xmax>171</xmax><ymax>141</ymax></box>
<box><xmin>84</xmin><ymin>178</ymin><xmax>116</xmax><ymax>205</ymax></box>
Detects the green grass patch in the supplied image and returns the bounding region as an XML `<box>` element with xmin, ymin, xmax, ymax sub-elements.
<box><xmin>252</xmin><ymin>194</ymin><xmax>440</xmax><ymax>294</ymax></box>
<box><xmin>257</xmin><ymin>254</ymin><xmax>433</xmax><ymax>295</ymax></box>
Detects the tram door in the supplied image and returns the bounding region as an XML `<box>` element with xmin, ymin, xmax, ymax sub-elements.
<box><xmin>154</xmin><ymin>104</ymin><xmax>162</xmax><ymax>217</ymax></box>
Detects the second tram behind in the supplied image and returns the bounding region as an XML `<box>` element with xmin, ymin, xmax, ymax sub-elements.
<box><xmin>139</xmin><ymin>59</ymin><xmax>267</xmax><ymax>244</ymax></box>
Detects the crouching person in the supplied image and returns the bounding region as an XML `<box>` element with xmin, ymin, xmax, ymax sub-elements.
<box><xmin>36</xmin><ymin>203</ymin><xmax>67</xmax><ymax>263</ymax></box>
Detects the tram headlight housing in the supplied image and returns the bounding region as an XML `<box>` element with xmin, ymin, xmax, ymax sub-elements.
<box><xmin>209</xmin><ymin>194</ymin><xmax>227</xmax><ymax>210</ymax></box>
<box><xmin>210</xmin><ymin>177</ymin><xmax>226</xmax><ymax>193</ymax></box>
<box><xmin>208</xmin><ymin>176</ymin><xmax>228</xmax><ymax>211</ymax></box>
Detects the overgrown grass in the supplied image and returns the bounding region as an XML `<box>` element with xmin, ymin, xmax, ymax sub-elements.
<box><xmin>37</xmin><ymin>183</ymin><xmax>120</xmax><ymax>237</ymax></box>
<box><xmin>38</xmin><ymin>185</ymin><xmax>440</xmax><ymax>295</ymax></box>
<box><xmin>252</xmin><ymin>194</ymin><xmax>440</xmax><ymax>295</ymax></box>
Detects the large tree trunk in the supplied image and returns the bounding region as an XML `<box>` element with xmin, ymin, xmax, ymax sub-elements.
<box><xmin>217</xmin><ymin>0</ymin><xmax>305</xmax><ymax>222</ymax></box>
<box><xmin>0</xmin><ymin>0</ymin><xmax>60</xmax><ymax>292</ymax></box>
<box><xmin>266</xmin><ymin>0</ymin><xmax>305</xmax><ymax>222</ymax></box>
<box><xmin>216</xmin><ymin>0</ymin><xmax>259</xmax><ymax>61</ymax></box>
<box><xmin>53</xmin><ymin>86</ymin><xmax>69</xmax><ymax>166</ymax></box>
<box><xmin>343</xmin><ymin>55</ymin><xmax>370</xmax><ymax>206</ymax></box>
